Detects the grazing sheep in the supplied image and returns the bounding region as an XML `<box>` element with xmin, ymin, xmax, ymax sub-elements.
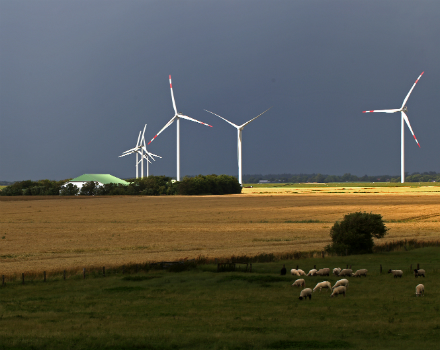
<box><xmin>338</xmin><ymin>269</ymin><xmax>353</xmax><ymax>277</ymax></box>
<box><xmin>352</xmin><ymin>269</ymin><xmax>368</xmax><ymax>277</ymax></box>
<box><xmin>313</xmin><ymin>281</ymin><xmax>332</xmax><ymax>292</ymax></box>
<box><xmin>330</xmin><ymin>286</ymin><xmax>346</xmax><ymax>297</ymax></box>
<box><xmin>388</xmin><ymin>269</ymin><xmax>403</xmax><ymax>278</ymax></box>
<box><xmin>333</xmin><ymin>267</ymin><xmax>342</xmax><ymax>276</ymax></box>
<box><xmin>316</xmin><ymin>268</ymin><xmax>330</xmax><ymax>276</ymax></box>
<box><xmin>414</xmin><ymin>269</ymin><xmax>425</xmax><ymax>278</ymax></box>
<box><xmin>297</xmin><ymin>269</ymin><xmax>306</xmax><ymax>276</ymax></box>
<box><xmin>290</xmin><ymin>269</ymin><xmax>301</xmax><ymax>276</ymax></box>
<box><xmin>332</xmin><ymin>279</ymin><xmax>349</xmax><ymax>290</ymax></box>
<box><xmin>415</xmin><ymin>284</ymin><xmax>425</xmax><ymax>296</ymax></box>
<box><xmin>299</xmin><ymin>288</ymin><xmax>313</xmax><ymax>300</ymax></box>
<box><xmin>291</xmin><ymin>279</ymin><xmax>305</xmax><ymax>288</ymax></box>
<box><xmin>307</xmin><ymin>269</ymin><xmax>318</xmax><ymax>276</ymax></box>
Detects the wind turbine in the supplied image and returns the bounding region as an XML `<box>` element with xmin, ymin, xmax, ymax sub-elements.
<box><xmin>363</xmin><ymin>72</ymin><xmax>423</xmax><ymax>183</ymax></box>
<box><xmin>147</xmin><ymin>75</ymin><xmax>212</xmax><ymax>181</ymax></box>
<box><xmin>120</xmin><ymin>124</ymin><xmax>161</xmax><ymax>178</ymax></box>
<box><xmin>204</xmin><ymin>107</ymin><xmax>272</xmax><ymax>185</ymax></box>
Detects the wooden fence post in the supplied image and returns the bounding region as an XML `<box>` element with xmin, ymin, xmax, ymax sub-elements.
<box><xmin>103</xmin><ymin>267</ymin><xmax>105</xmax><ymax>277</ymax></box>
<box><xmin>122</xmin><ymin>266</ymin><xmax>125</xmax><ymax>274</ymax></box>
<box><xmin>22</xmin><ymin>273</ymin><xmax>25</xmax><ymax>285</ymax></box>
<box><xmin>63</xmin><ymin>270</ymin><xmax>66</xmax><ymax>280</ymax></box>
<box><xmin>417</xmin><ymin>263</ymin><xmax>420</xmax><ymax>270</ymax></box>
<box><xmin>250</xmin><ymin>263</ymin><xmax>252</xmax><ymax>273</ymax></box>
<box><xmin>380</xmin><ymin>264</ymin><xmax>382</xmax><ymax>273</ymax></box>
<box><xmin>2</xmin><ymin>275</ymin><xmax>4</xmax><ymax>286</ymax></box>
<box><xmin>44</xmin><ymin>271</ymin><xmax>46</xmax><ymax>282</ymax></box>
<box><xmin>314</xmin><ymin>265</ymin><xmax>316</xmax><ymax>270</ymax></box>
<box><xmin>83</xmin><ymin>268</ymin><xmax>86</xmax><ymax>279</ymax></box>
<box><xmin>296</xmin><ymin>265</ymin><xmax>299</xmax><ymax>270</ymax></box>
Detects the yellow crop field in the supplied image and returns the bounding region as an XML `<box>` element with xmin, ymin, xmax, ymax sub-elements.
<box><xmin>1</xmin><ymin>189</ymin><xmax>440</xmax><ymax>275</ymax></box>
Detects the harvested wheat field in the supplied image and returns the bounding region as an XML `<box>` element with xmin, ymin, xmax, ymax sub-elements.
<box><xmin>1</xmin><ymin>190</ymin><xmax>440</xmax><ymax>274</ymax></box>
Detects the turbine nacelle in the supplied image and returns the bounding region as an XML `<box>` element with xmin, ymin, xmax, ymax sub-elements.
<box><xmin>401</xmin><ymin>106</ymin><xmax>408</xmax><ymax>113</ymax></box>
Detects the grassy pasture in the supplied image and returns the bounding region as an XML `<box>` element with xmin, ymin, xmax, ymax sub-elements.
<box><xmin>1</xmin><ymin>191</ymin><xmax>440</xmax><ymax>275</ymax></box>
<box><xmin>0</xmin><ymin>247</ymin><xmax>439</xmax><ymax>349</ymax></box>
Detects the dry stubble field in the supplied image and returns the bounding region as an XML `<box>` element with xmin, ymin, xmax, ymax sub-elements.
<box><xmin>1</xmin><ymin>187</ymin><xmax>440</xmax><ymax>275</ymax></box>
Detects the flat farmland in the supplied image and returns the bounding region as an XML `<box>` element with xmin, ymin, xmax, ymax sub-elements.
<box><xmin>1</xmin><ymin>189</ymin><xmax>440</xmax><ymax>274</ymax></box>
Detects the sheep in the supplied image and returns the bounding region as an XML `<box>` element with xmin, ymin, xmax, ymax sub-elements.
<box><xmin>333</xmin><ymin>267</ymin><xmax>341</xmax><ymax>276</ymax></box>
<box><xmin>352</xmin><ymin>269</ymin><xmax>368</xmax><ymax>277</ymax></box>
<box><xmin>297</xmin><ymin>269</ymin><xmax>306</xmax><ymax>276</ymax></box>
<box><xmin>388</xmin><ymin>269</ymin><xmax>403</xmax><ymax>278</ymax></box>
<box><xmin>315</xmin><ymin>268</ymin><xmax>330</xmax><ymax>276</ymax></box>
<box><xmin>313</xmin><ymin>281</ymin><xmax>332</xmax><ymax>292</ymax></box>
<box><xmin>290</xmin><ymin>269</ymin><xmax>301</xmax><ymax>276</ymax></box>
<box><xmin>299</xmin><ymin>288</ymin><xmax>313</xmax><ymax>300</ymax></box>
<box><xmin>338</xmin><ymin>269</ymin><xmax>353</xmax><ymax>277</ymax></box>
<box><xmin>332</xmin><ymin>279</ymin><xmax>349</xmax><ymax>290</ymax></box>
<box><xmin>330</xmin><ymin>286</ymin><xmax>346</xmax><ymax>297</ymax></box>
<box><xmin>291</xmin><ymin>279</ymin><xmax>305</xmax><ymax>288</ymax></box>
<box><xmin>415</xmin><ymin>284</ymin><xmax>424</xmax><ymax>296</ymax></box>
<box><xmin>307</xmin><ymin>269</ymin><xmax>318</xmax><ymax>276</ymax></box>
<box><xmin>414</xmin><ymin>269</ymin><xmax>425</xmax><ymax>278</ymax></box>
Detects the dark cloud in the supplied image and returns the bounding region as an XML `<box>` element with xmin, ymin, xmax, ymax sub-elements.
<box><xmin>1</xmin><ymin>0</ymin><xmax>439</xmax><ymax>180</ymax></box>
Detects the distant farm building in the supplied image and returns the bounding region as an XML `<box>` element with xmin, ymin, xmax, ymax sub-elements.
<box><xmin>63</xmin><ymin>174</ymin><xmax>129</xmax><ymax>191</ymax></box>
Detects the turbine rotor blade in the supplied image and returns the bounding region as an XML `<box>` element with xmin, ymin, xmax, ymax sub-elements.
<box><xmin>402</xmin><ymin>111</ymin><xmax>420</xmax><ymax>148</ymax></box>
<box><xmin>362</xmin><ymin>109</ymin><xmax>400</xmax><ymax>113</ymax></box>
<box><xmin>148</xmin><ymin>116</ymin><xmax>177</xmax><ymax>145</ymax></box>
<box><xmin>240</xmin><ymin>107</ymin><xmax>272</xmax><ymax>128</ymax></box>
<box><xmin>136</xmin><ymin>131</ymin><xmax>142</xmax><ymax>147</ymax></box>
<box><xmin>401</xmin><ymin>71</ymin><xmax>424</xmax><ymax>109</ymax></box>
<box><xmin>178</xmin><ymin>114</ymin><xmax>213</xmax><ymax>127</ymax></box>
<box><xmin>169</xmin><ymin>75</ymin><xmax>178</xmax><ymax>115</ymax></box>
<box><xmin>204</xmin><ymin>109</ymin><xmax>239</xmax><ymax>128</ymax></box>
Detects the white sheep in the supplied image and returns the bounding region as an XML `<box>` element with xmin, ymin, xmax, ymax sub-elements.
<box><xmin>290</xmin><ymin>269</ymin><xmax>301</xmax><ymax>276</ymax></box>
<box><xmin>316</xmin><ymin>268</ymin><xmax>330</xmax><ymax>276</ymax></box>
<box><xmin>352</xmin><ymin>269</ymin><xmax>368</xmax><ymax>277</ymax></box>
<box><xmin>332</xmin><ymin>279</ymin><xmax>349</xmax><ymax>290</ymax></box>
<box><xmin>299</xmin><ymin>288</ymin><xmax>313</xmax><ymax>300</ymax></box>
<box><xmin>333</xmin><ymin>267</ymin><xmax>341</xmax><ymax>276</ymax></box>
<box><xmin>291</xmin><ymin>279</ymin><xmax>305</xmax><ymax>288</ymax></box>
<box><xmin>388</xmin><ymin>269</ymin><xmax>403</xmax><ymax>278</ymax></box>
<box><xmin>415</xmin><ymin>284</ymin><xmax>424</xmax><ymax>296</ymax></box>
<box><xmin>414</xmin><ymin>269</ymin><xmax>425</xmax><ymax>278</ymax></box>
<box><xmin>307</xmin><ymin>269</ymin><xmax>318</xmax><ymax>276</ymax></box>
<box><xmin>313</xmin><ymin>281</ymin><xmax>332</xmax><ymax>292</ymax></box>
<box><xmin>297</xmin><ymin>269</ymin><xmax>306</xmax><ymax>276</ymax></box>
<box><xmin>338</xmin><ymin>269</ymin><xmax>353</xmax><ymax>277</ymax></box>
<box><xmin>330</xmin><ymin>286</ymin><xmax>346</xmax><ymax>297</ymax></box>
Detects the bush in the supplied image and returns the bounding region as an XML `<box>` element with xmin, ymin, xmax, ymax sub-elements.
<box><xmin>79</xmin><ymin>181</ymin><xmax>99</xmax><ymax>196</ymax></box>
<box><xmin>60</xmin><ymin>183</ymin><xmax>79</xmax><ymax>196</ymax></box>
<box><xmin>325</xmin><ymin>212</ymin><xmax>388</xmax><ymax>255</ymax></box>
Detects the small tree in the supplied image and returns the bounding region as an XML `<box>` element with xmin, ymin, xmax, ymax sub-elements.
<box><xmin>79</xmin><ymin>181</ymin><xmax>99</xmax><ymax>196</ymax></box>
<box><xmin>325</xmin><ymin>212</ymin><xmax>388</xmax><ymax>255</ymax></box>
<box><xmin>60</xmin><ymin>183</ymin><xmax>79</xmax><ymax>196</ymax></box>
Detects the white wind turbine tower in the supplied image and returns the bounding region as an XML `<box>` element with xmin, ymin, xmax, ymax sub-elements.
<box><xmin>363</xmin><ymin>72</ymin><xmax>423</xmax><ymax>183</ymax></box>
<box><xmin>147</xmin><ymin>75</ymin><xmax>212</xmax><ymax>181</ymax></box>
<box><xmin>204</xmin><ymin>107</ymin><xmax>272</xmax><ymax>185</ymax></box>
<box><xmin>120</xmin><ymin>124</ymin><xmax>161</xmax><ymax>178</ymax></box>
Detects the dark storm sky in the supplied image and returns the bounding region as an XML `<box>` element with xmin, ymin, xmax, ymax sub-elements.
<box><xmin>1</xmin><ymin>0</ymin><xmax>439</xmax><ymax>181</ymax></box>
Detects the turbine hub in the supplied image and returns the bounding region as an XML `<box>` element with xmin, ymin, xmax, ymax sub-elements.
<box><xmin>402</xmin><ymin>106</ymin><xmax>408</xmax><ymax>113</ymax></box>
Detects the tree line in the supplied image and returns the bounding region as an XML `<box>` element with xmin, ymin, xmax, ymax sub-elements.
<box><xmin>243</xmin><ymin>171</ymin><xmax>440</xmax><ymax>183</ymax></box>
<box><xmin>0</xmin><ymin>175</ymin><xmax>241</xmax><ymax>196</ymax></box>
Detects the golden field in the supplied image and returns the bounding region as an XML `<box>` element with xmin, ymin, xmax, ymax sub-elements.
<box><xmin>1</xmin><ymin>187</ymin><xmax>440</xmax><ymax>274</ymax></box>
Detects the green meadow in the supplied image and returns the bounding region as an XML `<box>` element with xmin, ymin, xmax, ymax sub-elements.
<box><xmin>0</xmin><ymin>247</ymin><xmax>439</xmax><ymax>349</ymax></box>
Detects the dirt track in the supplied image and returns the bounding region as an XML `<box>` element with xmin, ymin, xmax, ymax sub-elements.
<box><xmin>1</xmin><ymin>191</ymin><xmax>440</xmax><ymax>274</ymax></box>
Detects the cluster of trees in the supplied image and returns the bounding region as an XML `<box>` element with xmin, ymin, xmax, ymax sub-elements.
<box><xmin>243</xmin><ymin>171</ymin><xmax>440</xmax><ymax>183</ymax></box>
<box><xmin>0</xmin><ymin>175</ymin><xmax>241</xmax><ymax>196</ymax></box>
<box><xmin>325</xmin><ymin>212</ymin><xmax>388</xmax><ymax>255</ymax></box>
<box><xmin>0</xmin><ymin>179</ymin><xmax>68</xmax><ymax>196</ymax></box>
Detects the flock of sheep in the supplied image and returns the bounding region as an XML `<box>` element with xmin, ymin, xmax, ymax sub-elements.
<box><xmin>289</xmin><ymin>267</ymin><xmax>425</xmax><ymax>300</ymax></box>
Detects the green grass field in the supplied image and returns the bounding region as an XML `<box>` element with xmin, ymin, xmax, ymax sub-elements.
<box><xmin>243</xmin><ymin>182</ymin><xmax>440</xmax><ymax>188</ymax></box>
<box><xmin>0</xmin><ymin>247</ymin><xmax>439</xmax><ymax>349</ymax></box>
